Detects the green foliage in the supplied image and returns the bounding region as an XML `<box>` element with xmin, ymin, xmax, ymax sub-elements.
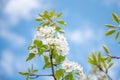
<box><xmin>88</xmin><ymin>51</ymin><xmax>114</xmax><ymax>73</ymax></box>
<box><xmin>57</xmin><ymin>20</ymin><xmax>67</xmax><ymax>26</ymax></box>
<box><xmin>102</xmin><ymin>45</ymin><xmax>110</xmax><ymax>55</ymax></box>
<box><xmin>105</xmin><ymin>29</ymin><xmax>116</xmax><ymax>36</ymax></box>
<box><xmin>26</xmin><ymin>53</ymin><xmax>35</xmax><ymax>62</ymax></box>
<box><xmin>19</xmin><ymin>65</ymin><xmax>38</xmax><ymax>80</ymax></box>
<box><xmin>105</xmin><ymin>13</ymin><xmax>120</xmax><ymax>42</ymax></box>
<box><xmin>112</xmin><ymin>13</ymin><xmax>119</xmax><ymax>23</ymax></box>
<box><xmin>35</xmin><ymin>10</ymin><xmax>67</xmax><ymax>34</ymax></box>
<box><xmin>64</xmin><ymin>73</ymin><xmax>74</xmax><ymax>80</ymax></box>
<box><xmin>55</xmin><ymin>69</ymin><xmax>65</xmax><ymax>80</ymax></box>
<box><xmin>104</xmin><ymin>24</ymin><xmax>116</xmax><ymax>28</ymax></box>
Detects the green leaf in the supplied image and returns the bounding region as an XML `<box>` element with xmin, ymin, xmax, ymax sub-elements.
<box><xmin>103</xmin><ymin>45</ymin><xmax>110</xmax><ymax>55</ymax></box>
<box><xmin>114</xmin><ymin>32</ymin><xmax>120</xmax><ymax>40</ymax></box>
<box><xmin>43</xmin><ymin>63</ymin><xmax>51</xmax><ymax>69</ymax></box>
<box><xmin>19</xmin><ymin>72</ymin><xmax>29</xmax><ymax>76</ymax></box>
<box><xmin>56</xmin><ymin>55</ymin><xmax>65</xmax><ymax>65</ymax></box>
<box><xmin>50</xmin><ymin>10</ymin><xmax>55</xmax><ymax>17</ymax></box>
<box><xmin>107</xmin><ymin>57</ymin><xmax>112</xmax><ymax>63</ymax></box>
<box><xmin>104</xmin><ymin>24</ymin><xmax>116</xmax><ymax>28</ymax></box>
<box><xmin>112</xmin><ymin>13</ymin><xmax>119</xmax><ymax>23</ymax></box>
<box><xmin>108</xmin><ymin>62</ymin><xmax>114</xmax><ymax>69</ymax></box>
<box><xmin>98</xmin><ymin>52</ymin><xmax>101</xmax><ymax>63</ymax></box>
<box><xmin>44</xmin><ymin>56</ymin><xmax>49</xmax><ymax>63</ymax></box>
<box><xmin>33</xmin><ymin>40</ymin><xmax>42</xmax><ymax>46</ymax></box>
<box><xmin>55</xmin><ymin>27</ymin><xmax>65</xmax><ymax>34</ymax></box>
<box><xmin>28</xmin><ymin>46</ymin><xmax>35</xmax><ymax>50</ymax></box>
<box><xmin>105</xmin><ymin>29</ymin><xmax>116</xmax><ymax>36</ymax></box>
<box><xmin>64</xmin><ymin>73</ymin><xmax>74</xmax><ymax>80</ymax></box>
<box><xmin>55</xmin><ymin>69</ymin><xmax>65</xmax><ymax>80</ymax></box>
<box><xmin>58</xmin><ymin>20</ymin><xmax>66</xmax><ymax>26</ymax></box>
<box><xmin>35</xmin><ymin>18</ymin><xmax>42</xmax><ymax>22</ymax></box>
<box><xmin>33</xmin><ymin>69</ymin><xmax>38</xmax><ymax>73</ymax></box>
<box><xmin>88</xmin><ymin>57</ymin><xmax>96</xmax><ymax>65</ymax></box>
<box><xmin>43</xmin><ymin>11</ymin><xmax>50</xmax><ymax>20</ymax></box>
<box><xmin>26</xmin><ymin>53</ymin><xmax>35</xmax><ymax>62</ymax></box>
<box><xmin>92</xmin><ymin>53</ymin><xmax>97</xmax><ymax>65</ymax></box>
<box><xmin>55</xmin><ymin>13</ymin><xmax>62</xmax><ymax>18</ymax></box>
<box><xmin>101</xmin><ymin>58</ymin><xmax>106</xmax><ymax>69</ymax></box>
<box><xmin>52</xmin><ymin>49</ymin><xmax>57</xmax><ymax>58</ymax></box>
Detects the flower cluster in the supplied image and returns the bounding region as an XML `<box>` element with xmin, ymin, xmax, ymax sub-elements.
<box><xmin>62</xmin><ymin>59</ymin><xmax>85</xmax><ymax>80</ymax></box>
<box><xmin>32</xmin><ymin>26</ymin><xmax>69</xmax><ymax>56</ymax></box>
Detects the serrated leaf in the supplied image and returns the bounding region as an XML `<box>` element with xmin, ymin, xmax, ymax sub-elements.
<box><xmin>26</xmin><ymin>53</ymin><xmax>35</xmax><ymax>62</ymax></box>
<box><xmin>114</xmin><ymin>32</ymin><xmax>120</xmax><ymax>40</ymax></box>
<box><xmin>104</xmin><ymin>24</ymin><xmax>116</xmax><ymax>28</ymax></box>
<box><xmin>58</xmin><ymin>20</ymin><xmax>66</xmax><ymax>26</ymax></box>
<box><xmin>112</xmin><ymin>13</ymin><xmax>119</xmax><ymax>23</ymax></box>
<box><xmin>105</xmin><ymin>29</ymin><xmax>116</xmax><ymax>36</ymax></box>
<box><xmin>103</xmin><ymin>45</ymin><xmax>110</xmax><ymax>55</ymax></box>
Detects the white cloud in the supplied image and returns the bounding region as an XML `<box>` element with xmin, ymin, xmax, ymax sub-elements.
<box><xmin>69</xmin><ymin>28</ymin><xmax>94</xmax><ymax>44</ymax></box>
<box><xmin>0</xmin><ymin>29</ymin><xmax>25</xmax><ymax>47</ymax></box>
<box><xmin>4</xmin><ymin>0</ymin><xmax>39</xmax><ymax>24</ymax></box>
<box><xmin>3</xmin><ymin>0</ymin><xmax>51</xmax><ymax>24</ymax></box>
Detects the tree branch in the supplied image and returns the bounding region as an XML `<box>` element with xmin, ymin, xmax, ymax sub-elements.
<box><xmin>50</xmin><ymin>49</ymin><xmax>57</xmax><ymax>80</ymax></box>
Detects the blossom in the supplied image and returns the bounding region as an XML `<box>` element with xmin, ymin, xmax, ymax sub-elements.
<box><xmin>38</xmin><ymin>26</ymin><xmax>55</xmax><ymax>38</ymax></box>
<box><xmin>42</xmin><ymin>34</ymin><xmax>69</xmax><ymax>55</ymax></box>
<box><xmin>62</xmin><ymin>60</ymin><xmax>83</xmax><ymax>72</ymax></box>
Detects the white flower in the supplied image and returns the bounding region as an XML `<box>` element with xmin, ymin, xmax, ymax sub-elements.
<box><xmin>38</xmin><ymin>26</ymin><xmax>55</xmax><ymax>38</ymax></box>
<box><xmin>62</xmin><ymin>59</ymin><xmax>85</xmax><ymax>79</ymax></box>
<box><xmin>42</xmin><ymin>34</ymin><xmax>69</xmax><ymax>55</ymax></box>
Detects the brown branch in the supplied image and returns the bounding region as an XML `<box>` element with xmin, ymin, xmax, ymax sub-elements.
<box><xmin>111</xmin><ymin>56</ymin><xmax>120</xmax><ymax>59</ymax></box>
<box><xmin>50</xmin><ymin>49</ymin><xmax>57</xmax><ymax>80</ymax></box>
<box><xmin>98</xmin><ymin>65</ymin><xmax>112</xmax><ymax>80</ymax></box>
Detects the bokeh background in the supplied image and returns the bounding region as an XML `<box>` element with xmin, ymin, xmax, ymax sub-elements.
<box><xmin>0</xmin><ymin>0</ymin><xmax>120</xmax><ymax>80</ymax></box>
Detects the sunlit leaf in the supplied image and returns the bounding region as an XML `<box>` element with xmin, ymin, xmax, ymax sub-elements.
<box><xmin>105</xmin><ymin>29</ymin><xmax>116</xmax><ymax>36</ymax></box>
<box><xmin>112</xmin><ymin>13</ymin><xmax>119</xmax><ymax>23</ymax></box>
<box><xmin>26</xmin><ymin>53</ymin><xmax>35</xmax><ymax>62</ymax></box>
<box><xmin>114</xmin><ymin>32</ymin><xmax>120</xmax><ymax>40</ymax></box>
<box><xmin>103</xmin><ymin>45</ymin><xmax>110</xmax><ymax>55</ymax></box>
<box><xmin>104</xmin><ymin>24</ymin><xmax>116</xmax><ymax>28</ymax></box>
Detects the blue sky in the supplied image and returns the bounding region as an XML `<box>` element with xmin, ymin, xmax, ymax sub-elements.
<box><xmin>0</xmin><ymin>0</ymin><xmax>120</xmax><ymax>80</ymax></box>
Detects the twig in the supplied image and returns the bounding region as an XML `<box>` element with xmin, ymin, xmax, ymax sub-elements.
<box><xmin>50</xmin><ymin>49</ymin><xmax>57</xmax><ymax>80</ymax></box>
